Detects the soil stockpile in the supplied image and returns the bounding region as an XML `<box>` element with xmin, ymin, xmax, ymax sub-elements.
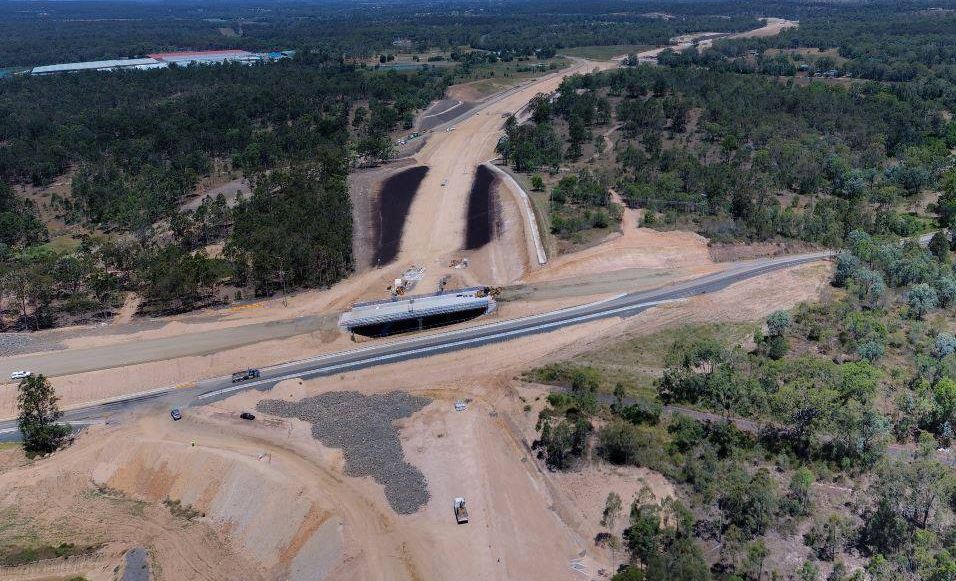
<box><xmin>374</xmin><ymin>165</ymin><xmax>428</xmax><ymax>266</ymax></box>
<box><xmin>464</xmin><ymin>164</ymin><xmax>498</xmax><ymax>250</ymax></box>
<box><xmin>257</xmin><ymin>390</ymin><xmax>431</xmax><ymax>514</ymax></box>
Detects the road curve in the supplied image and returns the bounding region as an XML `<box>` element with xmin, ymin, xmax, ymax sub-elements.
<box><xmin>0</xmin><ymin>251</ymin><xmax>829</xmax><ymax>436</ymax></box>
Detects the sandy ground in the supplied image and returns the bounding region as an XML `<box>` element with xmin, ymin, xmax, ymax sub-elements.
<box><xmin>0</xmin><ymin>423</ymin><xmax>263</xmax><ymax>581</ymax></box>
<box><xmin>0</xmin><ymin>256</ymin><xmax>829</xmax><ymax>580</ymax></box>
<box><xmin>393</xmin><ymin>58</ymin><xmax>616</xmax><ymax>292</ymax></box>
<box><xmin>523</xmin><ymin>196</ymin><xmax>721</xmax><ymax>284</ymax></box>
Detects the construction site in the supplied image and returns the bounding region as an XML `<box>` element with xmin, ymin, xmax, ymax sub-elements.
<box><xmin>0</xmin><ymin>16</ymin><xmax>828</xmax><ymax>581</ymax></box>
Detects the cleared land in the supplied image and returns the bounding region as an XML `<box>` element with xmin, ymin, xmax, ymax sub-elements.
<box><xmin>559</xmin><ymin>44</ymin><xmax>652</xmax><ymax>60</ymax></box>
<box><xmin>0</xmin><ymin>257</ymin><xmax>830</xmax><ymax>579</ymax></box>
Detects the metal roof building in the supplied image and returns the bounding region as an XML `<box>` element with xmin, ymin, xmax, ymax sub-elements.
<box><xmin>31</xmin><ymin>58</ymin><xmax>167</xmax><ymax>75</ymax></box>
<box><xmin>148</xmin><ymin>50</ymin><xmax>261</xmax><ymax>67</ymax></box>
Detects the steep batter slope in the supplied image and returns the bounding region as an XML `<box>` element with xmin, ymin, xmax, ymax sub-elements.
<box><xmin>92</xmin><ymin>439</ymin><xmax>344</xmax><ymax>579</ymax></box>
<box><xmin>374</xmin><ymin>165</ymin><xmax>430</xmax><ymax>266</ymax></box>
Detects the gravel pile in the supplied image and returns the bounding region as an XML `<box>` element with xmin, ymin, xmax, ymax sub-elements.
<box><xmin>258</xmin><ymin>390</ymin><xmax>431</xmax><ymax>514</ymax></box>
<box><xmin>0</xmin><ymin>333</ymin><xmax>42</xmax><ymax>357</ymax></box>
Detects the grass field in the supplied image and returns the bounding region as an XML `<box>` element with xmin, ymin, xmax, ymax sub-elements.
<box><xmin>558</xmin><ymin>45</ymin><xmax>651</xmax><ymax>60</ymax></box>
<box><xmin>454</xmin><ymin>57</ymin><xmax>569</xmax><ymax>98</ymax></box>
<box><xmin>526</xmin><ymin>322</ymin><xmax>756</xmax><ymax>399</ymax></box>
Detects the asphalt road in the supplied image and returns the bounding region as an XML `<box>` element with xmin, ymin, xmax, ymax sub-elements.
<box><xmin>0</xmin><ymin>251</ymin><xmax>829</xmax><ymax>437</ymax></box>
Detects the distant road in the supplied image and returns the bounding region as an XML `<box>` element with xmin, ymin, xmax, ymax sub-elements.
<box><xmin>0</xmin><ymin>251</ymin><xmax>829</xmax><ymax>436</ymax></box>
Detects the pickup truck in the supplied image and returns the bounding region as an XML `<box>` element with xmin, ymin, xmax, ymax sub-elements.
<box><xmin>231</xmin><ymin>368</ymin><xmax>261</xmax><ymax>383</ymax></box>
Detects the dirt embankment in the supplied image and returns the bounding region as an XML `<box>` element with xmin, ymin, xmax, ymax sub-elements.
<box><xmin>372</xmin><ymin>165</ymin><xmax>429</xmax><ymax>266</ymax></box>
<box><xmin>523</xmin><ymin>200</ymin><xmax>718</xmax><ymax>285</ymax></box>
<box><xmin>464</xmin><ymin>164</ymin><xmax>500</xmax><ymax>250</ymax></box>
<box><xmin>93</xmin><ymin>432</ymin><xmax>345</xmax><ymax>579</ymax></box>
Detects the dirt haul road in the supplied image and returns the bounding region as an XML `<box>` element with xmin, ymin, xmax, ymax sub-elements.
<box><xmin>626</xmin><ymin>16</ymin><xmax>798</xmax><ymax>61</ymax></box>
<box><xmin>389</xmin><ymin>58</ymin><xmax>616</xmax><ymax>290</ymax></box>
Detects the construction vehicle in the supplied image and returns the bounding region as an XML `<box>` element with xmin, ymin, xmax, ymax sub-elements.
<box><xmin>231</xmin><ymin>368</ymin><xmax>261</xmax><ymax>383</ymax></box>
<box><xmin>391</xmin><ymin>278</ymin><xmax>408</xmax><ymax>296</ymax></box>
<box><xmin>453</xmin><ymin>497</ymin><xmax>469</xmax><ymax>524</ymax></box>
<box><xmin>476</xmin><ymin>286</ymin><xmax>501</xmax><ymax>298</ymax></box>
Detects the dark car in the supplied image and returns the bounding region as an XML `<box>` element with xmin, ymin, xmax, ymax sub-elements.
<box><xmin>170</xmin><ymin>408</ymin><xmax>182</xmax><ymax>421</ymax></box>
<box><xmin>239</xmin><ymin>412</ymin><xmax>256</xmax><ymax>421</ymax></box>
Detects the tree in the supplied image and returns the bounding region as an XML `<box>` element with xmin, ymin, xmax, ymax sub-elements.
<box><xmin>601</xmin><ymin>491</ymin><xmax>623</xmax><ymax>529</ymax></box>
<box><xmin>742</xmin><ymin>540</ymin><xmax>769</xmax><ymax>581</ymax></box>
<box><xmin>785</xmin><ymin>467</ymin><xmax>815</xmax><ymax>517</ymax></box>
<box><xmin>531</xmin><ymin>175</ymin><xmax>544</xmax><ymax>191</ymax></box>
<box><xmin>861</xmin><ymin>455</ymin><xmax>950</xmax><ymax>556</ymax></box>
<box><xmin>929</xmin><ymin>232</ymin><xmax>950</xmax><ymax>263</ymax></box>
<box><xmin>719</xmin><ymin>468</ymin><xmax>778</xmax><ymax>538</ymax></box>
<box><xmin>17</xmin><ymin>374</ymin><xmax>70</xmax><ymax>456</ymax></box>
<box><xmin>623</xmin><ymin>497</ymin><xmax>708</xmax><ymax>581</ymax></box>
<box><xmin>805</xmin><ymin>515</ymin><xmax>852</xmax><ymax>561</ymax></box>
<box><xmin>933</xmin><ymin>333</ymin><xmax>956</xmax><ymax>359</ymax></box>
<box><xmin>538</xmin><ymin>416</ymin><xmax>591</xmax><ymax>470</ymax></box>
<box><xmin>766</xmin><ymin>310</ymin><xmax>792</xmax><ymax>337</ymax></box>
<box><xmin>798</xmin><ymin>560</ymin><xmax>821</xmax><ymax>581</ymax></box>
<box><xmin>834</xmin><ymin>253</ymin><xmax>862</xmax><ymax>288</ymax></box>
<box><xmin>907</xmin><ymin>284</ymin><xmax>939</xmax><ymax>319</ymax></box>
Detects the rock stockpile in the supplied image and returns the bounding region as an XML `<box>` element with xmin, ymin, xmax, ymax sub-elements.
<box><xmin>258</xmin><ymin>390</ymin><xmax>431</xmax><ymax>514</ymax></box>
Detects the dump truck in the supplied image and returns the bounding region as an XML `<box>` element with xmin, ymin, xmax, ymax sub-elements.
<box><xmin>231</xmin><ymin>368</ymin><xmax>261</xmax><ymax>383</ymax></box>
<box><xmin>454</xmin><ymin>497</ymin><xmax>469</xmax><ymax>524</ymax></box>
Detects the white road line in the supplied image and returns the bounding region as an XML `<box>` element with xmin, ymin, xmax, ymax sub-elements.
<box><xmin>267</xmin><ymin>292</ymin><xmax>627</xmax><ymax>372</ymax></box>
<box><xmin>422</xmin><ymin>100</ymin><xmax>463</xmax><ymax>118</ymax></box>
<box><xmin>0</xmin><ymin>293</ymin><xmax>632</xmax><ymax>423</ymax></box>
<box><xmin>196</xmin><ymin>298</ymin><xmax>683</xmax><ymax>401</ymax></box>
<box><xmin>1</xmin><ymin>254</ymin><xmax>825</xmax><ymax>423</ymax></box>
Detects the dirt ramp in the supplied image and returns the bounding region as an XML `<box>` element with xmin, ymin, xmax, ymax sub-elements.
<box><xmin>91</xmin><ymin>439</ymin><xmax>343</xmax><ymax>579</ymax></box>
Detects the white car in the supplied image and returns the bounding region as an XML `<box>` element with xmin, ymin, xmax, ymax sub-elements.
<box><xmin>10</xmin><ymin>370</ymin><xmax>31</xmax><ymax>380</ymax></box>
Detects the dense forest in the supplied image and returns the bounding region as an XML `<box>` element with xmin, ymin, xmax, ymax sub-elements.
<box><xmin>699</xmin><ymin>5</ymin><xmax>956</xmax><ymax>95</ymax></box>
<box><xmin>522</xmin><ymin>58</ymin><xmax>954</xmax><ymax>246</ymax></box>
<box><xmin>0</xmin><ymin>0</ymin><xmax>773</xmax><ymax>69</ymax></box>
<box><xmin>0</xmin><ymin>54</ymin><xmax>447</xmax><ymax>327</ymax></box>
<box><xmin>489</xmin><ymin>1</ymin><xmax>956</xmax><ymax>250</ymax></box>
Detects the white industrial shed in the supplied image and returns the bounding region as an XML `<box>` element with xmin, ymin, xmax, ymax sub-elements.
<box><xmin>31</xmin><ymin>58</ymin><xmax>167</xmax><ymax>75</ymax></box>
